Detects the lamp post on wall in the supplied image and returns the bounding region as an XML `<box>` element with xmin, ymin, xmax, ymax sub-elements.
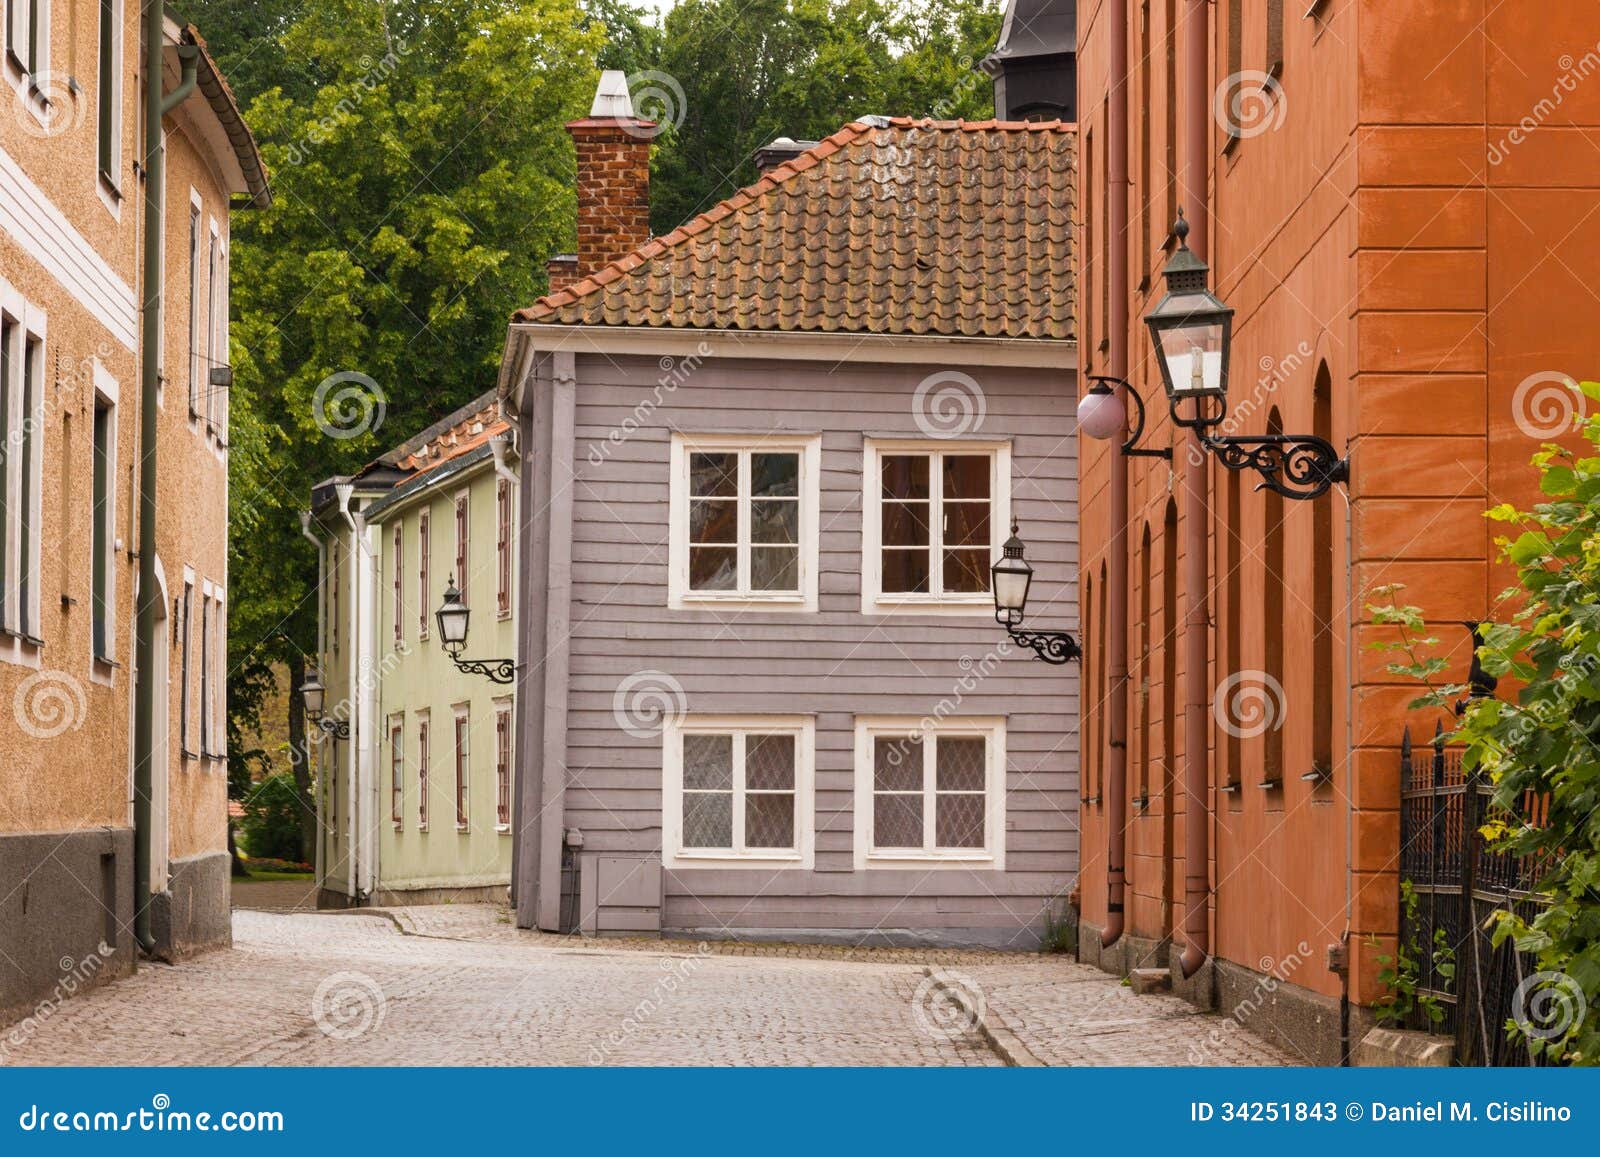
<box><xmin>435</xmin><ymin>581</ymin><xmax>516</xmax><ymax>685</ymax></box>
<box><xmin>298</xmin><ymin>670</ymin><xmax>351</xmax><ymax>741</ymax></box>
<box><xmin>991</xmin><ymin>526</ymin><xmax>1081</xmax><ymax>665</ymax></box>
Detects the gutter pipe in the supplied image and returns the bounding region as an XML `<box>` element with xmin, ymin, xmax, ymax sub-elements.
<box><xmin>133</xmin><ymin>2</ymin><xmax>197</xmax><ymax>955</ymax></box>
<box><xmin>1102</xmin><ymin>0</ymin><xmax>1131</xmax><ymax>950</ymax></box>
<box><xmin>336</xmin><ymin>482</ymin><xmax>360</xmax><ymax>901</ymax></box>
<box><xmin>1177</xmin><ymin>0</ymin><xmax>1212</xmax><ymax>980</ymax></box>
<box><xmin>299</xmin><ymin>511</ymin><xmax>327</xmax><ymax>891</ymax></box>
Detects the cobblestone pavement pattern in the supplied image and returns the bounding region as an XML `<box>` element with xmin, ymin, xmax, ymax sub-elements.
<box><xmin>1</xmin><ymin>906</ymin><xmax>1300</xmax><ymax>1066</ymax></box>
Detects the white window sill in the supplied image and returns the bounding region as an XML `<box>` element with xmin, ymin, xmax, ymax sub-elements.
<box><xmin>860</xmin><ymin>851</ymin><xmax>1000</xmax><ymax>871</ymax></box>
<box><xmin>864</xmin><ymin>596</ymin><xmax>995</xmax><ymax>617</ymax></box>
<box><xmin>666</xmin><ymin>850</ymin><xmax>810</xmax><ymax>870</ymax></box>
<box><xmin>671</xmin><ymin>593</ymin><xmax>813</xmax><ymax>612</ymax></box>
<box><xmin>456</xmin><ymin>823</ymin><xmax>470</xmax><ymax>833</ymax></box>
<box><xmin>496</xmin><ymin>823</ymin><xmax>512</xmax><ymax>835</ymax></box>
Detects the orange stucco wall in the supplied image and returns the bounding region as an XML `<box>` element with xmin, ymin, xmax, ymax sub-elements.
<box><xmin>1076</xmin><ymin>0</ymin><xmax>1600</xmax><ymax>1010</ymax></box>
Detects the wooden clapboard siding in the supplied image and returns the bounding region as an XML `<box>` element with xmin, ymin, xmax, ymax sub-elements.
<box><xmin>539</xmin><ymin>351</ymin><xmax>1078</xmax><ymax>948</ymax></box>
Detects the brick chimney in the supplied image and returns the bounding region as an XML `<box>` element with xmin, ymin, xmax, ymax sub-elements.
<box><xmin>549</xmin><ymin>71</ymin><xmax>655</xmax><ymax>291</ymax></box>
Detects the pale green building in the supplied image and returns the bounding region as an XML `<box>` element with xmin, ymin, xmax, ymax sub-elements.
<box><xmin>307</xmin><ymin>391</ymin><xmax>519</xmax><ymax>906</ymax></box>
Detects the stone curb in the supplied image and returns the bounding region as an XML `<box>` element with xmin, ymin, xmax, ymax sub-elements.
<box><xmin>920</xmin><ymin>966</ymin><xmax>1047</xmax><ymax>1067</ymax></box>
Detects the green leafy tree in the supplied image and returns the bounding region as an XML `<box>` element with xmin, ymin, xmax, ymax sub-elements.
<box><xmin>239</xmin><ymin>772</ymin><xmax>312</xmax><ymax>862</ymax></box>
<box><xmin>1371</xmin><ymin>380</ymin><xmax>1600</xmax><ymax>1064</ymax></box>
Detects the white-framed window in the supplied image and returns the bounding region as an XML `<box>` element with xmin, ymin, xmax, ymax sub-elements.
<box><xmin>662</xmin><ymin>715</ymin><xmax>815</xmax><ymax>870</ymax></box>
<box><xmin>668</xmin><ymin>433</ymin><xmax>821</xmax><ymax>611</ymax></box>
<box><xmin>6</xmin><ymin>0</ymin><xmax>49</xmax><ymax>80</ymax></box>
<box><xmin>0</xmin><ymin>288</ymin><xmax>45</xmax><ymax>647</ymax></box>
<box><xmin>210</xmin><ymin>592</ymin><xmax>224</xmax><ymax>760</ymax></box>
<box><xmin>90</xmin><ymin>362</ymin><xmax>118</xmax><ymax>664</ymax></box>
<box><xmin>453</xmin><ymin>490</ymin><xmax>469</xmax><ymax>604</ymax></box>
<box><xmin>494</xmin><ymin>700</ymin><xmax>512</xmax><ymax>831</ymax></box>
<box><xmin>453</xmin><ymin>704</ymin><xmax>470</xmax><ymax>830</ymax></box>
<box><xmin>199</xmin><ymin>585</ymin><xmax>212</xmax><ymax>756</ymax></box>
<box><xmin>186</xmin><ymin>199</ymin><xmax>201</xmax><ymax>418</ymax></box>
<box><xmin>96</xmin><ymin>0</ymin><xmax>123</xmax><ymax>188</ymax></box>
<box><xmin>205</xmin><ymin>221</ymin><xmax>219</xmax><ymax>432</ymax></box>
<box><xmin>179</xmin><ymin>572</ymin><xmax>194</xmax><ymax>758</ymax></box>
<box><xmin>860</xmin><ymin>439</ymin><xmax>1010</xmax><ymax>614</ymax></box>
<box><xmin>391</xmin><ymin>521</ymin><xmax>403</xmax><ymax>646</ymax></box>
<box><xmin>496</xmin><ymin>478</ymin><xmax>512</xmax><ymax>617</ymax></box>
<box><xmin>415</xmin><ymin>710</ymin><xmax>430</xmax><ymax>831</ymax></box>
<box><xmin>852</xmin><ymin>716</ymin><xmax>1006</xmax><ymax>870</ymax></box>
<box><xmin>417</xmin><ymin>509</ymin><xmax>430</xmax><ymax>640</ymax></box>
<box><xmin>389</xmin><ymin>715</ymin><xmax>404</xmax><ymax>827</ymax></box>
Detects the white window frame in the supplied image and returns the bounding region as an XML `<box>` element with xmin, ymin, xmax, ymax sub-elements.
<box><xmin>417</xmin><ymin>508</ymin><xmax>430</xmax><ymax>640</ymax></box>
<box><xmin>186</xmin><ymin>193</ymin><xmax>201</xmax><ymax>420</ymax></box>
<box><xmin>199</xmin><ymin>580</ymin><xmax>213</xmax><ymax>757</ymax></box>
<box><xmin>852</xmin><ymin>716</ymin><xmax>1007</xmax><ymax>870</ymax></box>
<box><xmin>668</xmin><ymin>432</ymin><xmax>821</xmax><ymax>612</ymax></box>
<box><xmin>205</xmin><ymin>218</ymin><xmax>219</xmax><ymax>433</ymax></box>
<box><xmin>415</xmin><ymin>709</ymin><xmax>430</xmax><ymax>831</ymax></box>
<box><xmin>860</xmin><ymin>438</ymin><xmax>1011</xmax><ymax>615</ymax></box>
<box><xmin>452</xmin><ymin>702</ymin><xmax>470</xmax><ymax>831</ymax></box>
<box><xmin>494</xmin><ymin>696</ymin><xmax>513</xmax><ymax>832</ymax></box>
<box><xmin>210</xmin><ymin>589</ymin><xmax>225</xmax><ymax>761</ymax></box>
<box><xmin>0</xmin><ymin>286</ymin><xmax>46</xmax><ymax>650</ymax></box>
<box><xmin>5</xmin><ymin>0</ymin><xmax>52</xmax><ymax>129</ymax></box>
<box><xmin>662</xmin><ymin>714</ymin><xmax>816</xmax><ymax>870</ymax></box>
<box><xmin>453</xmin><ymin>489</ymin><xmax>469</xmax><ymax>605</ymax></box>
<box><xmin>495</xmin><ymin>477</ymin><xmax>513</xmax><ymax>619</ymax></box>
<box><xmin>389</xmin><ymin>713</ymin><xmax>404</xmax><ymax>829</ymax></box>
<box><xmin>391</xmin><ymin>520</ymin><xmax>403</xmax><ymax>647</ymax></box>
<box><xmin>96</xmin><ymin>0</ymin><xmax>123</xmax><ymax>196</ymax></box>
<box><xmin>179</xmin><ymin>570</ymin><xmax>195</xmax><ymax>758</ymax></box>
<box><xmin>89</xmin><ymin>360</ymin><xmax>119</xmax><ymax>673</ymax></box>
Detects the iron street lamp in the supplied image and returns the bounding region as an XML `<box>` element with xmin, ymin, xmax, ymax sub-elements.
<box><xmin>1145</xmin><ymin>211</ymin><xmax>1348</xmax><ymax>501</ymax></box>
<box><xmin>299</xmin><ymin>670</ymin><xmax>350</xmax><ymax>741</ymax></box>
<box><xmin>992</xmin><ymin>526</ymin><xmax>1081</xmax><ymax>665</ymax></box>
<box><xmin>435</xmin><ymin>580</ymin><xmax>515</xmax><ymax>685</ymax></box>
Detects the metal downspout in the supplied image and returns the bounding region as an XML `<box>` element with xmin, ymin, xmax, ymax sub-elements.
<box><xmin>299</xmin><ymin>512</ymin><xmax>327</xmax><ymax>892</ymax></box>
<box><xmin>132</xmin><ymin>3</ymin><xmax>196</xmax><ymax>955</ymax></box>
<box><xmin>336</xmin><ymin>484</ymin><xmax>360</xmax><ymax>901</ymax></box>
<box><xmin>1102</xmin><ymin>0</ymin><xmax>1131</xmax><ymax>950</ymax></box>
<box><xmin>1177</xmin><ymin>0</ymin><xmax>1212</xmax><ymax>980</ymax></box>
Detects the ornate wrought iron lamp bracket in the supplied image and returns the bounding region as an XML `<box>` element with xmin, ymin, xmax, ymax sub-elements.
<box><xmin>448</xmin><ymin>655</ymin><xmax>517</xmax><ymax>685</ymax></box>
<box><xmin>316</xmin><ymin>718</ymin><xmax>351</xmax><ymax>741</ymax></box>
<box><xmin>1085</xmin><ymin>375</ymin><xmax>1171</xmax><ymax>460</ymax></box>
<box><xmin>1003</xmin><ymin>623</ymin><xmax>1083</xmax><ymax>666</ymax></box>
<box><xmin>1199</xmin><ymin>429</ymin><xmax>1349</xmax><ymax>502</ymax></box>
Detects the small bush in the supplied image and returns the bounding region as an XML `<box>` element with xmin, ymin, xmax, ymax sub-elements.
<box><xmin>238</xmin><ymin>772</ymin><xmax>307</xmax><ymax>863</ymax></box>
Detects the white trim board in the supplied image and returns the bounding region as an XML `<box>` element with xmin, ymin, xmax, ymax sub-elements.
<box><xmin>0</xmin><ymin>144</ymin><xmax>138</xmax><ymax>351</ymax></box>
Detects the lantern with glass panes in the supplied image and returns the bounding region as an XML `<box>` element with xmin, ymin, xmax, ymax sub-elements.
<box><xmin>435</xmin><ymin>579</ymin><xmax>515</xmax><ymax>684</ymax></box>
<box><xmin>990</xmin><ymin>525</ymin><xmax>1080</xmax><ymax>665</ymax></box>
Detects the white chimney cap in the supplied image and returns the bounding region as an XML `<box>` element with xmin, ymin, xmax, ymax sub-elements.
<box><xmin>589</xmin><ymin>70</ymin><xmax>636</xmax><ymax>119</ymax></box>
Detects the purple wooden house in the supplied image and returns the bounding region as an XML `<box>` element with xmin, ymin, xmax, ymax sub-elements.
<box><xmin>496</xmin><ymin>78</ymin><xmax>1079</xmax><ymax>949</ymax></box>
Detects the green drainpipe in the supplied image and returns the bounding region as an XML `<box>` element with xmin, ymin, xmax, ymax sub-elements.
<box><xmin>132</xmin><ymin>2</ymin><xmax>198</xmax><ymax>955</ymax></box>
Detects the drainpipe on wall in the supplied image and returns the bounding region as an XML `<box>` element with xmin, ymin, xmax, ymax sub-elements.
<box><xmin>490</xmin><ymin>432</ymin><xmax>519</xmax><ymax>488</ymax></box>
<box><xmin>132</xmin><ymin>2</ymin><xmax>197</xmax><ymax>955</ymax></box>
<box><xmin>1176</xmin><ymin>0</ymin><xmax>1212</xmax><ymax>980</ymax></box>
<box><xmin>299</xmin><ymin>511</ymin><xmax>327</xmax><ymax>893</ymax></box>
<box><xmin>1101</xmin><ymin>0</ymin><xmax>1131</xmax><ymax>951</ymax></box>
<box><xmin>336</xmin><ymin>482</ymin><xmax>360</xmax><ymax>901</ymax></box>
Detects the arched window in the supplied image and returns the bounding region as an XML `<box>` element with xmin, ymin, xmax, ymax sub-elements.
<box><xmin>1224</xmin><ymin>462</ymin><xmax>1242</xmax><ymax>792</ymax></box>
<box><xmin>1137</xmin><ymin>523</ymin><xmax>1153</xmax><ymax>805</ymax></box>
<box><xmin>1084</xmin><ymin>569</ymin><xmax>1097</xmax><ymax>802</ymax></box>
<box><xmin>1263</xmin><ymin>408</ymin><xmax>1286</xmax><ymax>788</ymax></box>
<box><xmin>1312</xmin><ymin>365</ymin><xmax>1335</xmax><ymax>783</ymax></box>
<box><xmin>1161</xmin><ymin>499</ymin><xmax>1179</xmax><ymax>935</ymax></box>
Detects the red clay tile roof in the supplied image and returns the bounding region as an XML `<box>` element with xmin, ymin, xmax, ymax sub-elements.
<box><xmin>386</xmin><ymin>396</ymin><xmax>509</xmax><ymax>479</ymax></box>
<box><xmin>515</xmin><ymin>117</ymin><xmax>1076</xmax><ymax>341</ymax></box>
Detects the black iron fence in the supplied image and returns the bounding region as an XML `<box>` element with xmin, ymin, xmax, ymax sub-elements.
<box><xmin>1397</xmin><ymin>724</ymin><xmax>1558</xmax><ymax>1066</ymax></box>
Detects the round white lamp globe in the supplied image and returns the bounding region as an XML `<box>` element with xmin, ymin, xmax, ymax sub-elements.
<box><xmin>1077</xmin><ymin>385</ymin><xmax>1125</xmax><ymax>441</ymax></box>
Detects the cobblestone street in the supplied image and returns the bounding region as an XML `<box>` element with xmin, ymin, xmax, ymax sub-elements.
<box><xmin>2</xmin><ymin>907</ymin><xmax>1300</xmax><ymax>1066</ymax></box>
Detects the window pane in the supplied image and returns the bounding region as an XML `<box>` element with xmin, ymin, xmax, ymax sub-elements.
<box><xmin>689</xmin><ymin>498</ymin><xmax>736</xmax><ymax>544</ymax></box>
<box><xmin>943</xmin><ymin>501</ymin><xmax>990</xmax><ymax>547</ymax></box>
<box><xmin>874</xmin><ymin>794</ymin><xmax>923</xmax><ymax>848</ymax></box>
<box><xmin>874</xmin><ymin>736</ymin><xmax>922</xmax><ymax>792</ymax></box>
<box><xmin>942</xmin><ymin>455</ymin><xmax>990</xmax><ymax>500</ymax></box>
<box><xmin>882</xmin><ymin>455</ymin><xmax>929</xmax><ymax>500</ymax></box>
<box><xmin>746</xmin><ymin>734</ymin><xmax>795</xmax><ymax>789</ymax></box>
<box><xmin>683</xmin><ymin>734</ymin><xmax>733</xmax><ymax>789</ymax></box>
<box><xmin>752</xmin><ymin>453</ymin><xmax>798</xmax><ymax>497</ymax></box>
<box><xmin>882</xmin><ymin>548</ymin><xmax>930</xmax><ymax>594</ymax></box>
<box><xmin>745</xmin><ymin>793</ymin><xmax>795</xmax><ymax>849</ymax></box>
<box><xmin>682</xmin><ymin>792</ymin><xmax>733</xmax><ymax>848</ymax></box>
<box><xmin>751</xmin><ymin>499</ymin><xmax>797</xmax><ymax>544</ymax></box>
<box><xmin>689</xmin><ymin>547</ymin><xmax>737</xmax><ymax>590</ymax></box>
<box><xmin>751</xmin><ymin>547</ymin><xmax>797</xmax><ymax>592</ymax></box>
<box><xmin>943</xmin><ymin>549</ymin><xmax>990</xmax><ymax>593</ymax></box>
<box><xmin>936</xmin><ymin>737</ymin><xmax>986</xmax><ymax>791</ymax></box>
<box><xmin>882</xmin><ymin>501</ymin><xmax>929</xmax><ymax>547</ymax></box>
<box><xmin>935</xmin><ymin>793</ymin><xmax>985</xmax><ymax>848</ymax></box>
<box><xmin>690</xmin><ymin>452</ymin><xmax>737</xmax><ymax>497</ymax></box>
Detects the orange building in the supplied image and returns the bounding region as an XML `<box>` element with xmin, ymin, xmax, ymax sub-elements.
<box><xmin>1074</xmin><ymin>0</ymin><xmax>1600</xmax><ymax>1062</ymax></box>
